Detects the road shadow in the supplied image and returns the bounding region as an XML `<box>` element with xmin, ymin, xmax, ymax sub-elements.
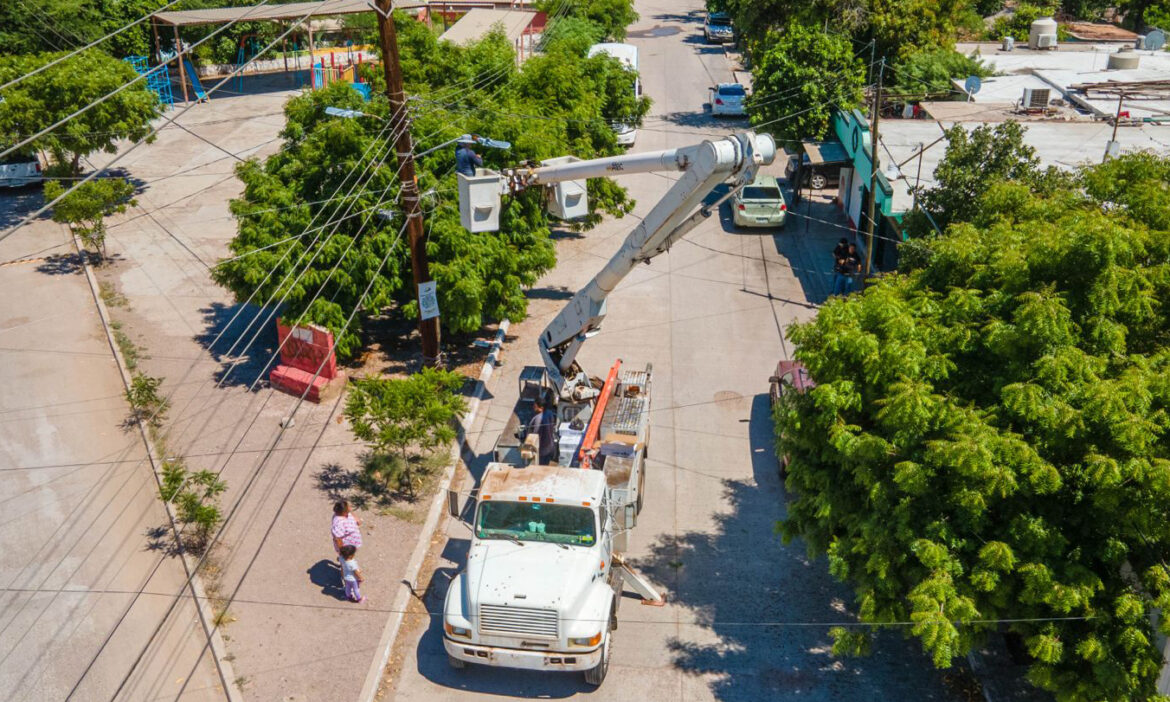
<box><xmin>184</xmin><ymin>69</ymin><xmax>307</xmax><ymax>103</ymax></box>
<box><xmin>526</xmin><ymin>286</ymin><xmax>573</xmax><ymax>301</ymax></box>
<box><xmin>772</xmin><ymin>196</ymin><xmax>852</xmax><ymax>306</ymax></box>
<box><xmin>648</xmin><ymin>11</ymin><xmax>700</xmax><ymax>24</ymax></box>
<box><xmin>412</xmin><ymin>537</ymin><xmax>589</xmax><ymax>697</ymax></box>
<box><xmin>34</xmin><ymin>251</ymin><xmax>92</xmax><ymax>275</ymax></box>
<box><xmin>0</xmin><ymin>184</ymin><xmax>46</xmax><ymax>229</ymax></box>
<box><xmin>195</xmin><ymin>301</ymin><xmax>279</xmax><ymax>389</ymax></box>
<box><xmin>655</xmin><ymin>110</ymin><xmax>726</xmax><ymax>128</ymax></box>
<box><xmin>307</xmin><ymin>558</ymin><xmax>347</xmax><ymax>601</ymax></box>
<box><xmin>631</xmin><ymin>394</ymin><xmax>962</xmax><ymax>701</ymax></box>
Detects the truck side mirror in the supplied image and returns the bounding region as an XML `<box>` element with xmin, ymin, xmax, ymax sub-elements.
<box><xmin>447</xmin><ymin>489</ymin><xmax>461</xmax><ymax>519</ymax></box>
<box><xmin>623</xmin><ymin>502</ymin><xmax>637</xmax><ymax>530</ymax></box>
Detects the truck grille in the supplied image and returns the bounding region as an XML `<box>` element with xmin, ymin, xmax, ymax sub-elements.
<box><xmin>478</xmin><ymin>604</ymin><xmax>559</xmax><ymax>639</ymax></box>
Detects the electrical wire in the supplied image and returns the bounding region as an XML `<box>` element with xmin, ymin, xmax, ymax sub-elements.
<box><xmin>0</xmin><ymin>0</ymin><xmax>193</xmax><ymax>94</ymax></box>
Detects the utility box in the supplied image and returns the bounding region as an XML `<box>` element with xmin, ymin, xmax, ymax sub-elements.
<box><xmin>458</xmin><ymin>168</ymin><xmax>503</xmax><ymax>233</ymax></box>
<box><xmin>540</xmin><ymin>156</ymin><xmax>589</xmax><ymax>220</ymax></box>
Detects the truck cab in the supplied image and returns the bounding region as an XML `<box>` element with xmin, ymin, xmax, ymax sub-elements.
<box><xmin>443</xmin><ymin>463</ymin><xmax>628</xmax><ymax>685</ymax></box>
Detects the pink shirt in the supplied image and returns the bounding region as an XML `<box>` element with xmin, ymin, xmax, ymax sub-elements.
<box><xmin>331</xmin><ymin>514</ymin><xmax>362</xmax><ymax>549</ymax></box>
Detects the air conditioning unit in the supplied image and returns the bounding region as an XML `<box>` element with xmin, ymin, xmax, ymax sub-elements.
<box><xmin>1022</xmin><ymin>87</ymin><xmax>1051</xmax><ymax>110</ymax></box>
<box><xmin>1036</xmin><ymin>33</ymin><xmax>1058</xmax><ymax>49</ymax></box>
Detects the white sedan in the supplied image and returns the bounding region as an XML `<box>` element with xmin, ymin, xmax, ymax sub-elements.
<box><xmin>710</xmin><ymin>83</ymin><xmax>747</xmax><ymax>117</ymax></box>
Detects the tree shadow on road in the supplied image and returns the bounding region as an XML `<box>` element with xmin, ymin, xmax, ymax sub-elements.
<box><xmin>34</xmin><ymin>250</ymin><xmax>121</xmax><ymax>275</ymax></box>
<box><xmin>631</xmin><ymin>394</ymin><xmax>961</xmax><ymax>702</ymax></box>
<box><xmin>195</xmin><ymin>301</ymin><xmax>278</xmax><ymax>389</ymax></box>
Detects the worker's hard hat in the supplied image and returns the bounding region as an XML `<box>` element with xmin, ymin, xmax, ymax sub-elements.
<box><xmin>456</xmin><ymin>134</ymin><xmax>477</xmax><ymax>145</ymax></box>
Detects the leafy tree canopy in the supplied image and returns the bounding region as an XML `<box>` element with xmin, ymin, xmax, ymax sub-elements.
<box><xmin>44</xmin><ymin>177</ymin><xmax>137</xmax><ymax>260</ymax></box>
<box><xmin>747</xmin><ymin>23</ymin><xmax>866</xmax><ymax>143</ymax></box>
<box><xmin>776</xmin><ymin>152</ymin><xmax>1170</xmax><ymax>702</ymax></box>
<box><xmin>214</xmin><ymin>15</ymin><xmax>649</xmax><ymax>357</ymax></box>
<box><xmin>536</xmin><ymin>0</ymin><xmax>638</xmax><ymax>41</ymax></box>
<box><xmin>727</xmin><ymin>0</ymin><xmax>980</xmax><ymax>58</ymax></box>
<box><xmin>889</xmin><ymin>48</ymin><xmax>990</xmax><ymax>98</ymax></box>
<box><xmin>905</xmin><ymin>121</ymin><xmax>1072</xmax><ymax>238</ymax></box>
<box><xmin>0</xmin><ymin>49</ymin><xmax>160</xmax><ymax>173</ymax></box>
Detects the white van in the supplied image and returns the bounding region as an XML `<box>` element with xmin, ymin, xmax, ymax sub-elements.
<box><xmin>0</xmin><ymin>150</ymin><xmax>45</xmax><ymax>188</ymax></box>
<box><xmin>587</xmin><ymin>43</ymin><xmax>640</xmax><ymax>146</ymax></box>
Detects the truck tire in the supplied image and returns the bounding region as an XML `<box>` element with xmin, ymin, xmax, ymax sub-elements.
<box><xmin>583</xmin><ymin>631</ymin><xmax>612</xmax><ymax>687</ymax></box>
<box><xmin>447</xmin><ymin>653</ymin><xmax>466</xmax><ymax>670</ymax></box>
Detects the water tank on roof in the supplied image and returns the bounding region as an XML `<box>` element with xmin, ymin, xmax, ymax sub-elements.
<box><xmin>1108</xmin><ymin>49</ymin><xmax>1141</xmax><ymax>70</ymax></box>
<box><xmin>1028</xmin><ymin>16</ymin><xmax>1058</xmax><ymax>50</ymax></box>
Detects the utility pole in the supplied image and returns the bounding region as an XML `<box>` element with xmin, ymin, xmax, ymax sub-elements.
<box><xmin>375</xmin><ymin>0</ymin><xmax>441</xmax><ymax>364</ymax></box>
<box><xmin>1103</xmin><ymin>91</ymin><xmax>1124</xmax><ymax>163</ymax></box>
<box><xmin>864</xmin><ymin>57</ymin><xmax>884</xmax><ymax>279</ymax></box>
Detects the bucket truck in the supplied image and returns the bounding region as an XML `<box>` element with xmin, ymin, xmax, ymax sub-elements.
<box><xmin>444</xmin><ymin>131</ymin><xmax>776</xmax><ymax>685</ymax></box>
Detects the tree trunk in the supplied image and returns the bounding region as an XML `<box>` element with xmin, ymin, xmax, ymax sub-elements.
<box><xmin>70</xmin><ymin>152</ymin><xmax>81</xmax><ymax>175</ymax></box>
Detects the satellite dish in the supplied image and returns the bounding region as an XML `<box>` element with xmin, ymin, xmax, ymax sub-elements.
<box><xmin>964</xmin><ymin>75</ymin><xmax>982</xmax><ymax>95</ymax></box>
<box><xmin>1145</xmin><ymin>29</ymin><xmax>1166</xmax><ymax>51</ymax></box>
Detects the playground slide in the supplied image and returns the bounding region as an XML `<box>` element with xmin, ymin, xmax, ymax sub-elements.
<box><xmin>183</xmin><ymin>59</ymin><xmax>208</xmax><ymax>102</ymax></box>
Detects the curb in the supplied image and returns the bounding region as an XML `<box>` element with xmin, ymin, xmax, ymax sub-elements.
<box><xmin>72</xmin><ymin>232</ymin><xmax>243</xmax><ymax>702</ymax></box>
<box><xmin>357</xmin><ymin>319</ymin><xmax>510</xmax><ymax>702</ymax></box>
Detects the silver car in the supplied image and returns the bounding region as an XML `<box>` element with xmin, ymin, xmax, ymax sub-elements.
<box><xmin>704</xmin><ymin>12</ymin><xmax>734</xmax><ymax>43</ymax></box>
<box><xmin>732</xmin><ymin>174</ymin><xmax>787</xmax><ymax>228</ymax></box>
<box><xmin>710</xmin><ymin>83</ymin><xmax>747</xmax><ymax>117</ymax></box>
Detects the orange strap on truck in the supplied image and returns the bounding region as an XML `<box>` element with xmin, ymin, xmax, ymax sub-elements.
<box><xmin>578</xmin><ymin>359</ymin><xmax>622</xmax><ymax>469</ymax></box>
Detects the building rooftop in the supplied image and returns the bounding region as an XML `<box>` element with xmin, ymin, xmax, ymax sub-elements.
<box><xmin>878</xmin><ymin>119</ymin><xmax>1170</xmax><ymax>214</ymax></box>
<box><xmin>439</xmin><ymin>8</ymin><xmax>538</xmax><ymax>46</ymax></box>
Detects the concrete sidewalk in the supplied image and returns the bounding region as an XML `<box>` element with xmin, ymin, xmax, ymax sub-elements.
<box><xmin>78</xmin><ymin>84</ymin><xmax>460</xmax><ymax>701</ymax></box>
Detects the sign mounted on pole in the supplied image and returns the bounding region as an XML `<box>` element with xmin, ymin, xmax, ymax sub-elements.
<box><xmin>419</xmin><ymin>281</ymin><xmax>440</xmax><ymax>321</ymax></box>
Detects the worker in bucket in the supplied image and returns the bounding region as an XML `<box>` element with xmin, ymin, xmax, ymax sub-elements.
<box><xmin>454</xmin><ymin>136</ymin><xmax>483</xmax><ymax>177</ymax></box>
<box><xmin>526</xmin><ymin>397</ymin><xmax>558</xmax><ymax>466</ymax></box>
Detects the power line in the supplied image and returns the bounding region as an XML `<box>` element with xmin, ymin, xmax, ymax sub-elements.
<box><xmin>0</xmin><ymin>0</ymin><xmax>191</xmax><ymax>94</ymax></box>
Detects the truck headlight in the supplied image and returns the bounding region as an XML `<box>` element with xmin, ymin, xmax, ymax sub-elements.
<box><xmin>569</xmin><ymin>632</ymin><xmax>602</xmax><ymax>647</ymax></box>
<box><xmin>445</xmin><ymin>623</ymin><xmax>471</xmax><ymax>639</ymax></box>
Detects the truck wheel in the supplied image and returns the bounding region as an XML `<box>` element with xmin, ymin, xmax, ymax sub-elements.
<box><xmin>583</xmin><ymin>632</ymin><xmax>612</xmax><ymax>687</ymax></box>
<box><xmin>447</xmin><ymin>654</ymin><xmax>466</xmax><ymax>670</ymax></box>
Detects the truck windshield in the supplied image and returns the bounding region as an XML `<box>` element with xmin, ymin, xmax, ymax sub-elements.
<box><xmin>477</xmin><ymin>501</ymin><xmax>596</xmax><ymax>547</ymax></box>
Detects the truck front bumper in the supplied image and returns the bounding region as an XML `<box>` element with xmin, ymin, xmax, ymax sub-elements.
<box><xmin>444</xmin><ymin>637</ymin><xmax>602</xmax><ymax>672</ymax></box>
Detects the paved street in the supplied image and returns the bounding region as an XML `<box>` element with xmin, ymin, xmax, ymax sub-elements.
<box><xmin>0</xmin><ymin>199</ymin><xmax>223</xmax><ymax>699</ymax></box>
<box><xmin>383</xmin><ymin>1</ymin><xmax>961</xmax><ymax>701</ymax></box>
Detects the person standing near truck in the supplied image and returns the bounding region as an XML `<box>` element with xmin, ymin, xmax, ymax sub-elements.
<box><xmin>526</xmin><ymin>398</ymin><xmax>558</xmax><ymax>465</ymax></box>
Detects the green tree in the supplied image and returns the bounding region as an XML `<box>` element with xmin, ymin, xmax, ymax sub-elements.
<box><xmin>215</xmin><ymin>16</ymin><xmax>647</xmax><ymax>357</ymax></box>
<box><xmin>0</xmin><ymin>50</ymin><xmax>160</xmax><ymax>173</ymax></box>
<box><xmin>890</xmin><ymin>48</ymin><xmax>990</xmax><ymax>97</ymax></box>
<box><xmin>910</xmin><ymin>122</ymin><xmax>1066</xmax><ymax>235</ymax></box>
<box><xmin>536</xmin><ymin>0</ymin><xmax>638</xmax><ymax>41</ymax></box>
<box><xmin>44</xmin><ymin>177</ymin><xmax>137</xmax><ymax>262</ymax></box>
<box><xmin>344</xmin><ymin>368</ymin><xmax>467</xmax><ymax>496</ymax></box>
<box><xmin>989</xmin><ymin>3</ymin><xmax>1058</xmax><ymax>41</ymax></box>
<box><xmin>124</xmin><ymin>373</ymin><xmax>169</xmax><ymax>429</ymax></box>
<box><xmin>776</xmin><ymin>153</ymin><xmax>1170</xmax><ymax>702</ymax></box>
<box><xmin>747</xmin><ymin>24</ymin><xmax>866</xmax><ymax>143</ymax></box>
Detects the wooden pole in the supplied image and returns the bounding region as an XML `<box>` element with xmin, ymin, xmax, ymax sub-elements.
<box><xmin>151</xmin><ymin>18</ymin><xmax>161</xmax><ymax>66</ymax></box>
<box><xmin>1104</xmin><ymin>91</ymin><xmax>1124</xmax><ymax>163</ymax></box>
<box><xmin>174</xmin><ymin>24</ymin><xmax>188</xmax><ymax>103</ymax></box>
<box><xmin>376</xmin><ymin>0</ymin><xmax>441</xmax><ymax>364</ymax></box>
<box><xmin>864</xmin><ymin>57</ymin><xmax>884</xmax><ymax>279</ymax></box>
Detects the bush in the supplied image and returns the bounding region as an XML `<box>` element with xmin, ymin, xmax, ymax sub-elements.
<box><xmin>125</xmin><ymin>374</ymin><xmax>169</xmax><ymax>429</ymax></box>
<box><xmin>161</xmin><ymin>459</ymin><xmax>227</xmax><ymax>554</ymax></box>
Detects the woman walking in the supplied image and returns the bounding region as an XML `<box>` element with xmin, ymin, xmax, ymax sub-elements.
<box><xmin>331</xmin><ymin>500</ymin><xmax>362</xmax><ymax>581</ymax></box>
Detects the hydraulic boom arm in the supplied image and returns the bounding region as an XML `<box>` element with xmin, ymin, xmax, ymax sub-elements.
<box><xmin>529</xmin><ymin>131</ymin><xmax>775</xmax><ymax>400</ymax></box>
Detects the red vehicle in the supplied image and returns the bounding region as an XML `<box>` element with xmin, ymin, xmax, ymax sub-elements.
<box><xmin>769</xmin><ymin>360</ymin><xmax>815</xmax><ymax>477</ymax></box>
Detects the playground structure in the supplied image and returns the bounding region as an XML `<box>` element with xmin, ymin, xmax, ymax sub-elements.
<box><xmin>148</xmin><ymin>0</ymin><xmax>546</xmax><ymax>104</ymax></box>
<box><xmin>123</xmin><ymin>56</ymin><xmax>175</xmax><ymax>110</ymax></box>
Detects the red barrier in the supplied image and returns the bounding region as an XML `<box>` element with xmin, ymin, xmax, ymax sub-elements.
<box><xmin>269</xmin><ymin>319</ymin><xmax>347</xmax><ymax>402</ymax></box>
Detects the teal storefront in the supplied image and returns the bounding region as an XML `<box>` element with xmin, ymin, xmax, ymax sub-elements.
<box><xmin>830</xmin><ymin>108</ymin><xmax>904</xmax><ymax>270</ymax></box>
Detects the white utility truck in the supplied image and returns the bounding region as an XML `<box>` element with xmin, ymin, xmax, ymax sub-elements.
<box><xmin>445</xmin><ymin>130</ymin><xmax>776</xmax><ymax>685</ymax></box>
